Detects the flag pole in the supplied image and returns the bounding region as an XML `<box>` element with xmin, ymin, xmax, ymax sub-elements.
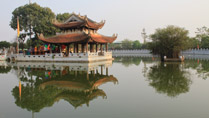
<box><xmin>17</xmin><ymin>16</ymin><xmax>19</xmax><ymax>54</ymax></box>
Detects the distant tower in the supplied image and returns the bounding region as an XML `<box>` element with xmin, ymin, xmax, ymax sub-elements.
<box><xmin>141</xmin><ymin>28</ymin><xmax>147</xmax><ymax>44</ymax></box>
<box><xmin>29</xmin><ymin>0</ymin><xmax>31</xmax><ymax>4</ymax></box>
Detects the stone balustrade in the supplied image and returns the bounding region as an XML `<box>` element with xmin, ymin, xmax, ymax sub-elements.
<box><xmin>14</xmin><ymin>51</ymin><xmax>113</xmax><ymax>62</ymax></box>
<box><xmin>182</xmin><ymin>48</ymin><xmax>209</xmax><ymax>55</ymax></box>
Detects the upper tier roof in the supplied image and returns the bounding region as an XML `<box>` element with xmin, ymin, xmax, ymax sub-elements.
<box><xmin>38</xmin><ymin>32</ymin><xmax>117</xmax><ymax>44</ymax></box>
<box><xmin>53</xmin><ymin>13</ymin><xmax>105</xmax><ymax>30</ymax></box>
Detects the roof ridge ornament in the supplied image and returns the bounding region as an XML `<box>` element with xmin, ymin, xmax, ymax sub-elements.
<box><xmin>40</xmin><ymin>33</ymin><xmax>44</xmax><ymax>37</ymax></box>
<box><xmin>100</xmin><ymin>20</ymin><xmax>106</xmax><ymax>24</ymax></box>
<box><xmin>112</xmin><ymin>33</ymin><xmax>118</xmax><ymax>37</ymax></box>
<box><xmin>52</xmin><ymin>19</ymin><xmax>57</xmax><ymax>23</ymax></box>
<box><xmin>87</xmin><ymin>30</ymin><xmax>91</xmax><ymax>38</ymax></box>
<box><xmin>37</xmin><ymin>33</ymin><xmax>44</xmax><ymax>39</ymax></box>
<box><xmin>84</xmin><ymin>15</ymin><xmax>88</xmax><ymax>20</ymax></box>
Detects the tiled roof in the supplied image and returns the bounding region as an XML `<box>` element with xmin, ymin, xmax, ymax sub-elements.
<box><xmin>38</xmin><ymin>32</ymin><xmax>117</xmax><ymax>44</ymax></box>
<box><xmin>53</xmin><ymin>13</ymin><xmax>105</xmax><ymax>30</ymax></box>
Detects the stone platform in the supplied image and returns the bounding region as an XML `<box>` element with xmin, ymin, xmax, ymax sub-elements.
<box><xmin>12</xmin><ymin>51</ymin><xmax>113</xmax><ymax>63</ymax></box>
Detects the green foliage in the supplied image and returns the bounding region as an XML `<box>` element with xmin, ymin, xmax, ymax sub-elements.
<box><xmin>12</xmin><ymin>67</ymin><xmax>117</xmax><ymax>112</ymax></box>
<box><xmin>195</xmin><ymin>26</ymin><xmax>209</xmax><ymax>49</ymax></box>
<box><xmin>196</xmin><ymin>60</ymin><xmax>209</xmax><ymax>79</ymax></box>
<box><xmin>11</xmin><ymin>42</ymin><xmax>17</xmax><ymax>48</ymax></box>
<box><xmin>110</xmin><ymin>39</ymin><xmax>145</xmax><ymax>50</ymax></box>
<box><xmin>200</xmin><ymin>36</ymin><xmax>209</xmax><ymax>48</ymax></box>
<box><xmin>0</xmin><ymin>41</ymin><xmax>11</xmax><ymax>48</ymax></box>
<box><xmin>187</xmin><ymin>38</ymin><xmax>200</xmax><ymax>49</ymax></box>
<box><xmin>114</xmin><ymin>45</ymin><xmax>122</xmax><ymax>49</ymax></box>
<box><xmin>31</xmin><ymin>36</ymin><xmax>44</xmax><ymax>47</ymax></box>
<box><xmin>122</xmin><ymin>39</ymin><xmax>132</xmax><ymax>49</ymax></box>
<box><xmin>149</xmin><ymin>25</ymin><xmax>190</xmax><ymax>59</ymax></box>
<box><xmin>196</xmin><ymin>26</ymin><xmax>209</xmax><ymax>40</ymax></box>
<box><xmin>114</xmin><ymin>57</ymin><xmax>141</xmax><ymax>67</ymax></box>
<box><xmin>0</xmin><ymin>66</ymin><xmax>11</xmax><ymax>73</ymax></box>
<box><xmin>141</xmin><ymin>43</ymin><xmax>148</xmax><ymax>49</ymax></box>
<box><xmin>19</xmin><ymin>33</ymin><xmax>27</xmax><ymax>42</ymax></box>
<box><xmin>108</xmin><ymin>43</ymin><xmax>122</xmax><ymax>50</ymax></box>
<box><xmin>56</xmin><ymin>13</ymin><xmax>71</xmax><ymax>22</ymax></box>
<box><xmin>146</xmin><ymin>63</ymin><xmax>191</xmax><ymax>97</ymax></box>
<box><xmin>10</xmin><ymin>3</ymin><xmax>57</xmax><ymax>38</ymax></box>
<box><xmin>12</xmin><ymin>85</ymin><xmax>61</xmax><ymax>112</ymax></box>
<box><xmin>132</xmin><ymin>40</ymin><xmax>141</xmax><ymax>49</ymax></box>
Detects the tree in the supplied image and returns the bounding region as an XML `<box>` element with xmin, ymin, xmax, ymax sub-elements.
<box><xmin>195</xmin><ymin>26</ymin><xmax>209</xmax><ymax>49</ymax></box>
<box><xmin>132</xmin><ymin>40</ymin><xmax>141</xmax><ymax>49</ymax></box>
<box><xmin>56</xmin><ymin>13</ymin><xmax>71</xmax><ymax>22</ymax></box>
<box><xmin>0</xmin><ymin>41</ymin><xmax>11</xmax><ymax>48</ymax></box>
<box><xmin>187</xmin><ymin>38</ymin><xmax>200</xmax><ymax>49</ymax></box>
<box><xmin>149</xmin><ymin>25</ymin><xmax>190</xmax><ymax>61</ymax></box>
<box><xmin>122</xmin><ymin>39</ymin><xmax>132</xmax><ymax>49</ymax></box>
<box><xmin>10</xmin><ymin>3</ymin><xmax>57</xmax><ymax>44</ymax></box>
<box><xmin>200</xmin><ymin>36</ymin><xmax>209</xmax><ymax>48</ymax></box>
<box><xmin>195</xmin><ymin>26</ymin><xmax>209</xmax><ymax>41</ymax></box>
<box><xmin>141</xmin><ymin>43</ymin><xmax>148</xmax><ymax>49</ymax></box>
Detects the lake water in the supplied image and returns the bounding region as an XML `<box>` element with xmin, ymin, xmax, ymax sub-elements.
<box><xmin>0</xmin><ymin>57</ymin><xmax>209</xmax><ymax>118</ymax></box>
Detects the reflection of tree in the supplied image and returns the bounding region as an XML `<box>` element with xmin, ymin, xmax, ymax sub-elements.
<box><xmin>184</xmin><ymin>60</ymin><xmax>209</xmax><ymax>80</ymax></box>
<box><xmin>0</xmin><ymin>66</ymin><xmax>11</xmax><ymax>74</ymax></box>
<box><xmin>145</xmin><ymin>63</ymin><xmax>191</xmax><ymax>97</ymax></box>
<box><xmin>12</xmin><ymin>67</ymin><xmax>117</xmax><ymax>112</ymax></box>
<box><xmin>196</xmin><ymin>60</ymin><xmax>209</xmax><ymax>79</ymax></box>
<box><xmin>114</xmin><ymin>57</ymin><xmax>141</xmax><ymax>67</ymax></box>
<box><xmin>12</xmin><ymin>85</ymin><xmax>60</xmax><ymax>112</ymax></box>
<box><xmin>184</xmin><ymin>59</ymin><xmax>200</xmax><ymax>69</ymax></box>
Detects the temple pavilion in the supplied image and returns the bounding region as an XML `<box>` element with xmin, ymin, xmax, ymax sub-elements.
<box><xmin>14</xmin><ymin>13</ymin><xmax>117</xmax><ymax>62</ymax></box>
<box><xmin>19</xmin><ymin>13</ymin><xmax>116</xmax><ymax>62</ymax></box>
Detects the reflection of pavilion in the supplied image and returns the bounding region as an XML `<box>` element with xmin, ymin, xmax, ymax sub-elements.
<box><xmin>12</xmin><ymin>60</ymin><xmax>118</xmax><ymax>112</ymax></box>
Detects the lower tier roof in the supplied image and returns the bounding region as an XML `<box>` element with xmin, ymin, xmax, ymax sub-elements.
<box><xmin>38</xmin><ymin>32</ymin><xmax>117</xmax><ymax>44</ymax></box>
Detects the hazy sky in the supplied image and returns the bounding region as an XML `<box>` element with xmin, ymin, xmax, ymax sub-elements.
<box><xmin>0</xmin><ymin>0</ymin><xmax>209</xmax><ymax>43</ymax></box>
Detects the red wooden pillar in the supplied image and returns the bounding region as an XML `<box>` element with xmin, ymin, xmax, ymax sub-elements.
<box><xmin>82</xmin><ymin>44</ymin><xmax>85</xmax><ymax>53</ymax></box>
<box><xmin>66</xmin><ymin>44</ymin><xmax>69</xmax><ymax>56</ymax></box>
<box><xmin>105</xmin><ymin>43</ymin><xmax>108</xmax><ymax>52</ymax></box>
<box><xmin>90</xmin><ymin>44</ymin><xmax>92</xmax><ymax>52</ymax></box>
<box><xmin>76</xmin><ymin>44</ymin><xmax>79</xmax><ymax>53</ymax></box>
<box><xmin>96</xmin><ymin>44</ymin><xmax>98</xmax><ymax>52</ymax></box>
<box><xmin>92</xmin><ymin>44</ymin><xmax>95</xmax><ymax>52</ymax></box>
<box><xmin>59</xmin><ymin>45</ymin><xmax>62</xmax><ymax>53</ymax></box>
<box><xmin>86</xmin><ymin>43</ymin><xmax>88</xmax><ymax>52</ymax></box>
<box><xmin>74</xmin><ymin>43</ymin><xmax>76</xmax><ymax>53</ymax></box>
<box><xmin>100</xmin><ymin>44</ymin><xmax>103</xmax><ymax>52</ymax></box>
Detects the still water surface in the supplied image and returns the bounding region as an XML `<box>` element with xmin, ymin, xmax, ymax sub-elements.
<box><xmin>0</xmin><ymin>57</ymin><xmax>209</xmax><ymax>118</ymax></box>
